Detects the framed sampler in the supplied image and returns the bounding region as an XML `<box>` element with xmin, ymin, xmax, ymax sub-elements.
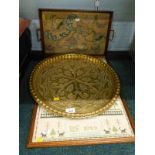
<box><xmin>27</xmin><ymin>96</ymin><xmax>134</xmax><ymax>148</ymax></box>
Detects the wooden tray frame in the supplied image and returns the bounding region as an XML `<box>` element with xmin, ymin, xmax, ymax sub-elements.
<box><xmin>39</xmin><ymin>9</ymin><xmax>113</xmax><ymax>57</ymax></box>
<box><xmin>27</xmin><ymin>97</ymin><xmax>135</xmax><ymax>148</ymax></box>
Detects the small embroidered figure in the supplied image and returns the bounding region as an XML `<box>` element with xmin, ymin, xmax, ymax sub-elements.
<box><xmin>120</xmin><ymin>128</ymin><xmax>126</xmax><ymax>134</ymax></box>
<box><xmin>41</xmin><ymin>131</ymin><xmax>47</xmax><ymax>138</ymax></box>
<box><xmin>104</xmin><ymin>129</ymin><xmax>110</xmax><ymax>134</ymax></box>
<box><xmin>58</xmin><ymin>131</ymin><xmax>65</xmax><ymax>137</ymax></box>
<box><xmin>112</xmin><ymin>126</ymin><xmax>118</xmax><ymax>134</ymax></box>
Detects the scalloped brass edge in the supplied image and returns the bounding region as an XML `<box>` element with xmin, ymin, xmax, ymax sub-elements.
<box><xmin>29</xmin><ymin>54</ymin><xmax>120</xmax><ymax>119</ymax></box>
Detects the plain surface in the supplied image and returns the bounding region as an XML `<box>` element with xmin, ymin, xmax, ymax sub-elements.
<box><xmin>19</xmin><ymin>53</ymin><xmax>135</xmax><ymax>155</ymax></box>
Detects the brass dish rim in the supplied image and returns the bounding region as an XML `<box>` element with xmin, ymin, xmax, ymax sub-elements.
<box><xmin>29</xmin><ymin>54</ymin><xmax>120</xmax><ymax>119</ymax></box>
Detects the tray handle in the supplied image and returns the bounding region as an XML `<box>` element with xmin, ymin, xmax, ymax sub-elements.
<box><xmin>109</xmin><ymin>29</ymin><xmax>115</xmax><ymax>41</ymax></box>
<box><xmin>36</xmin><ymin>28</ymin><xmax>41</xmax><ymax>41</ymax></box>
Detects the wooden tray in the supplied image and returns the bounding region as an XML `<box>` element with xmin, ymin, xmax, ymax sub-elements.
<box><xmin>39</xmin><ymin>9</ymin><xmax>113</xmax><ymax>56</ymax></box>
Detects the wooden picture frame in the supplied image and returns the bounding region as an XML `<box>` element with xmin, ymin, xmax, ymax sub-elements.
<box><xmin>27</xmin><ymin>97</ymin><xmax>134</xmax><ymax>148</ymax></box>
<box><xmin>39</xmin><ymin>9</ymin><xmax>113</xmax><ymax>57</ymax></box>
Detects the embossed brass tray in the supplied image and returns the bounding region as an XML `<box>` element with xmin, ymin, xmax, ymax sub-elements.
<box><xmin>30</xmin><ymin>54</ymin><xmax>120</xmax><ymax>118</ymax></box>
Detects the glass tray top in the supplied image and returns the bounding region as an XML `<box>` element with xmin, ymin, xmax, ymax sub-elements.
<box><xmin>30</xmin><ymin>54</ymin><xmax>120</xmax><ymax>118</ymax></box>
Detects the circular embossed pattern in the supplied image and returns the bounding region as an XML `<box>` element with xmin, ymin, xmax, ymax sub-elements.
<box><xmin>30</xmin><ymin>54</ymin><xmax>120</xmax><ymax>118</ymax></box>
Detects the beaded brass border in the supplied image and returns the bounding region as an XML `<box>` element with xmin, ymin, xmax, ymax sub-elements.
<box><xmin>29</xmin><ymin>54</ymin><xmax>120</xmax><ymax>118</ymax></box>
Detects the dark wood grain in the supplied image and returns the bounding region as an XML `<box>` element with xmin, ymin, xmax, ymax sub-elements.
<box><xmin>121</xmin><ymin>98</ymin><xmax>135</xmax><ymax>133</ymax></box>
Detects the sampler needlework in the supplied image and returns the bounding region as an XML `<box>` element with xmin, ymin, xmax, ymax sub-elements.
<box><xmin>32</xmin><ymin>97</ymin><xmax>134</xmax><ymax>142</ymax></box>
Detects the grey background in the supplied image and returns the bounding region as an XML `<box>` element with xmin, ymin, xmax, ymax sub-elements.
<box><xmin>19</xmin><ymin>0</ymin><xmax>135</xmax><ymax>21</ymax></box>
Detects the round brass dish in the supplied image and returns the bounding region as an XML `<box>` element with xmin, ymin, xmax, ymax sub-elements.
<box><xmin>30</xmin><ymin>54</ymin><xmax>120</xmax><ymax>118</ymax></box>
